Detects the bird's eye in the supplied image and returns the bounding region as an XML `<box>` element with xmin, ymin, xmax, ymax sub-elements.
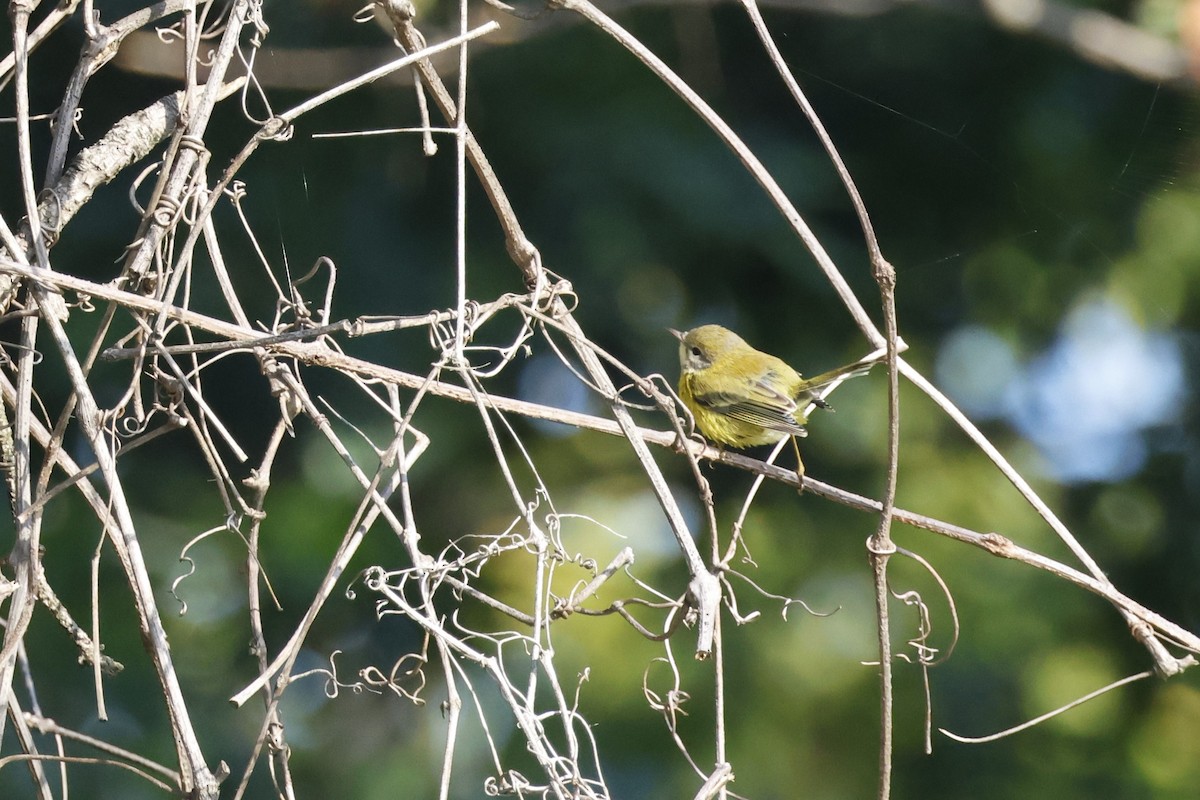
<box><xmin>690</xmin><ymin>346</ymin><xmax>702</xmax><ymax>357</ymax></box>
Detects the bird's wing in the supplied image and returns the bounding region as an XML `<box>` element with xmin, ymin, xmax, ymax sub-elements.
<box><xmin>691</xmin><ymin>369</ymin><xmax>808</xmax><ymax>437</ymax></box>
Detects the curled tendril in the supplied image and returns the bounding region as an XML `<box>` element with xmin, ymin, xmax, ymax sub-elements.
<box><xmin>152</xmin><ymin>195</ymin><xmax>181</xmax><ymax>227</ymax></box>
<box><xmin>171</xmin><ymin>523</ymin><xmax>237</xmax><ymax>616</ymax></box>
<box><xmin>196</xmin><ymin>46</ymin><xmax>218</xmax><ymax>69</ymax></box>
<box><xmin>258</xmin><ymin>116</ymin><xmax>293</xmax><ymax>143</ymax></box>
<box><xmin>238</xmin><ymin>0</ymin><xmax>271</xmax><ymax>44</ymax></box>
<box><xmin>155</xmin><ymin>22</ymin><xmax>186</xmax><ymax>44</ymax></box>
<box><xmin>360</xmin><ymin>565</ymin><xmax>387</xmax><ymax>592</ymax></box>
<box><xmin>35</xmin><ymin>188</ymin><xmax>64</xmax><ymax>246</ymax></box>
<box><xmin>128</xmin><ymin>161</ymin><xmax>162</xmax><ymax>215</ymax></box>
<box><xmin>355</xmin><ymin>652</ymin><xmax>429</xmax><ymax>705</ymax></box>
<box><xmin>72</xmin><ymin>292</ymin><xmax>95</xmax><ymax>312</ymax></box>
<box><xmin>483</xmin><ymin>770</ymin><xmax>536</xmax><ymax>797</ymax></box>
<box><xmin>1</xmin><ymin>340</ymin><xmax>44</xmax><ymax>367</ymax></box>
<box><xmin>352</xmin><ymin>4</ymin><xmax>376</xmax><ymax>25</ymax></box>
<box><xmin>170</xmin><ymin>556</ymin><xmax>196</xmax><ymax>616</ymax></box>
<box><xmin>225</xmin><ymin>180</ymin><xmax>248</xmax><ymax>202</ymax></box>
<box><xmin>176</xmin><ymin>134</ymin><xmax>207</xmax><ymax>157</ymax></box>
<box><xmin>538</xmin><ymin>272</ymin><xmax>577</xmax><ymax>315</ymax></box>
<box><xmin>322</xmin><ymin>651</ymin><xmax>345</xmax><ymax>698</ymax></box>
<box><xmin>115</xmin><ymin>413</ymin><xmax>150</xmax><ymax>438</ymax></box>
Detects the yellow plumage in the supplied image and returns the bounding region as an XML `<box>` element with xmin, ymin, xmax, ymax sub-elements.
<box><xmin>671</xmin><ymin>324</ymin><xmax>871</xmax><ymax>455</ymax></box>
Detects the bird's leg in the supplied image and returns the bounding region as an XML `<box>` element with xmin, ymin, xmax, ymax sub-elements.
<box><xmin>790</xmin><ymin>436</ymin><xmax>805</xmax><ymax>492</ymax></box>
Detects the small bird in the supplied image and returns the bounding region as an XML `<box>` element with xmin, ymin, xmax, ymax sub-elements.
<box><xmin>671</xmin><ymin>324</ymin><xmax>872</xmax><ymax>475</ymax></box>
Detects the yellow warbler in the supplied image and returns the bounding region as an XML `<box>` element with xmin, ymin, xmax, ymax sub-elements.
<box><xmin>671</xmin><ymin>324</ymin><xmax>872</xmax><ymax>473</ymax></box>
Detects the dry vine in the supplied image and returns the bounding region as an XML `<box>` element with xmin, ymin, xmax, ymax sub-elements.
<box><xmin>0</xmin><ymin>1</ymin><xmax>1195</xmax><ymax>799</ymax></box>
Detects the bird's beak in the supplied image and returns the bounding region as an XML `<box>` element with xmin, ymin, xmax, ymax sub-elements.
<box><xmin>668</xmin><ymin>328</ymin><xmax>684</xmax><ymax>342</ymax></box>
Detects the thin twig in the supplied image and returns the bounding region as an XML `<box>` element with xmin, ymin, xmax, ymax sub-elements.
<box><xmin>939</xmin><ymin>671</ymin><xmax>1155</xmax><ymax>744</ymax></box>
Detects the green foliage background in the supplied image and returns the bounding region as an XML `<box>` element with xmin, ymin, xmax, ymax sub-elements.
<box><xmin>2</xmin><ymin>1</ymin><xmax>1200</xmax><ymax>798</ymax></box>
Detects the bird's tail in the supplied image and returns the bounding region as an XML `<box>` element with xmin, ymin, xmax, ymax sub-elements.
<box><xmin>798</xmin><ymin>358</ymin><xmax>878</xmax><ymax>409</ymax></box>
